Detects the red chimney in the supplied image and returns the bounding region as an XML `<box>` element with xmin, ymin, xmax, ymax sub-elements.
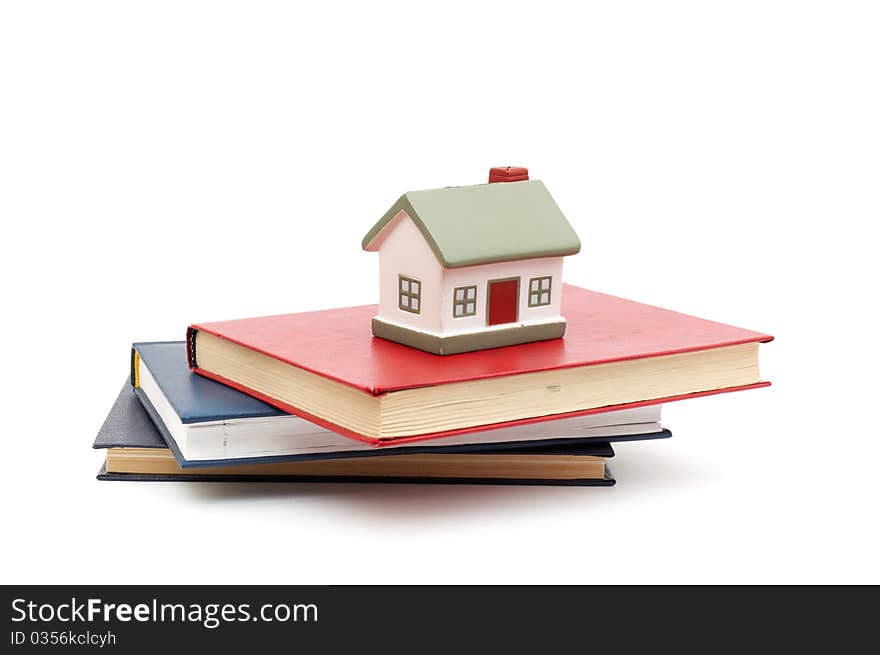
<box><xmin>488</xmin><ymin>166</ymin><xmax>529</xmax><ymax>183</ymax></box>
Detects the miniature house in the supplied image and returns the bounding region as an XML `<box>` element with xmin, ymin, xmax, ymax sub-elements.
<box><xmin>362</xmin><ymin>167</ymin><xmax>581</xmax><ymax>355</ymax></box>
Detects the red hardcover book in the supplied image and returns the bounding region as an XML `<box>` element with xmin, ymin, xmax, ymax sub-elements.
<box><xmin>188</xmin><ymin>285</ymin><xmax>772</xmax><ymax>445</ymax></box>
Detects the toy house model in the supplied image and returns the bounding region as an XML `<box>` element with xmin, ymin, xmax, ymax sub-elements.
<box><xmin>362</xmin><ymin>167</ymin><xmax>581</xmax><ymax>355</ymax></box>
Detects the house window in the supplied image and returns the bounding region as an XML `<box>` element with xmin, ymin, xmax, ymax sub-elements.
<box><xmin>453</xmin><ymin>285</ymin><xmax>477</xmax><ymax>317</ymax></box>
<box><xmin>399</xmin><ymin>275</ymin><xmax>421</xmax><ymax>314</ymax></box>
<box><xmin>528</xmin><ymin>276</ymin><xmax>552</xmax><ymax>307</ymax></box>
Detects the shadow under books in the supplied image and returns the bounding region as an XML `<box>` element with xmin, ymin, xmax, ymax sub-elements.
<box><xmin>180</xmin><ymin>447</ymin><xmax>710</xmax><ymax>519</ymax></box>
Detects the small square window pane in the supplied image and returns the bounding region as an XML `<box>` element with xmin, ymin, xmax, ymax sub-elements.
<box><xmin>411</xmin><ymin>281</ymin><xmax>419</xmax><ymax>295</ymax></box>
<box><xmin>455</xmin><ymin>288</ymin><xmax>465</xmax><ymax>301</ymax></box>
<box><xmin>467</xmin><ymin>287</ymin><xmax>475</xmax><ymax>300</ymax></box>
<box><xmin>531</xmin><ymin>279</ymin><xmax>539</xmax><ymax>291</ymax></box>
<box><xmin>541</xmin><ymin>292</ymin><xmax>549</xmax><ymax>304</ymax></box>
<box><xmin>530</xmin><ymin>293</ymin><xmax>539</xmax><ymax>304</ymax></box>
<box><xmin>455</xmin><ymin>305</ymin><xmax>463</xmax><ymax>317</ymax></box>
<box><xmin>541</xmin><ymin>278</ymin><xmax>550</xmax><ymax>290</ymax></box>
<box><xmin>466</xmin><ymin>302</ymin><xmax>475</xmax><ymax>314</ymax></box>
<box><xmin>401</xmin><ymin>296</ymin><xmax>409</xmax><ymax>307</ymax></box>
<box><xmin>401</xmin><ymin>279</ymin><xmax>409</xmax><ymax>292</ymax></box>
<box><xmin>411</xmin><ymin>298</ymin><xmax>419</xmax><ymax>311</ymax></box>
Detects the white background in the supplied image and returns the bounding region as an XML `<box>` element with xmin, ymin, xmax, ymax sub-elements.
<box><xmin>1</xmin><ymin>1</ymin><xmax>878</xmax><ymax>584</ymax></box>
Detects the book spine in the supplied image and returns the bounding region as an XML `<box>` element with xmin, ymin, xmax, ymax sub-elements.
<box><xmin>130</xmin><ymin>347</ymin><xmax>140</xmax><ymax>388</ymax></box>
<box><xmin>186</xmin><ymin>327</ymin><xmax>198</xmax><ymax>369</ymax></box>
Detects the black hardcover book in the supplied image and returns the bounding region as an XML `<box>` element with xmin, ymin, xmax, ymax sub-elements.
<box><xmin>95</xmin><ymin>384</ymin><xmax>621</xmax><ymax>486</ymax></box>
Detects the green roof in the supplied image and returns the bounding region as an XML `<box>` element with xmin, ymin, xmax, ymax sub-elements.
<box><xmin>362</xmin><ymin>180</ymin><xmax>581</xmax><ymax>268</ymax></box>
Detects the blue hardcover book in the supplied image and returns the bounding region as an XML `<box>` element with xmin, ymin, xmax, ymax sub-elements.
<box><xmin>130</xmin><ymin>341</ymin><xmax>671</xmax><ymax>468</ymax></box>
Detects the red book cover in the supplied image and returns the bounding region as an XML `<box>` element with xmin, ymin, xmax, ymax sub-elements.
<box><xmin>189</xmin><ymin>285</ymin><xmax>772</xmax><ymax>445</ymax></box>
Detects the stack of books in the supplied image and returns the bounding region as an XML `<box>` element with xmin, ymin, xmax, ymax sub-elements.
<box><xmin>94</xmin><ymin>285</ymin><xmax>772</xmax><ymax>486</ymax></box>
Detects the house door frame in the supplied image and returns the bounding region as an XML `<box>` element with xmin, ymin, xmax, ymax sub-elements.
<box><xmin>486</xmin><ymin>276</ymin><xmax>520</xmax><ymax>326</ymax></box>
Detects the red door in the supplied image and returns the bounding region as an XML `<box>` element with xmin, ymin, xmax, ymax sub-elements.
<box><xmin>487</xmin><ymin>278</ymin><xmax>519</xmax><ymax>326</ymax></box>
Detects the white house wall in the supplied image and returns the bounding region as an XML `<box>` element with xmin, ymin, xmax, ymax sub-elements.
<box><xmin>377</xmin><ymin>211</ymin><xmax>444</xmax><ymax>333</ymax></box>
<box><xmin>440</xmin><ymin>257</ymin><xmax>564</xmax><ymax>335</ymax></box>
